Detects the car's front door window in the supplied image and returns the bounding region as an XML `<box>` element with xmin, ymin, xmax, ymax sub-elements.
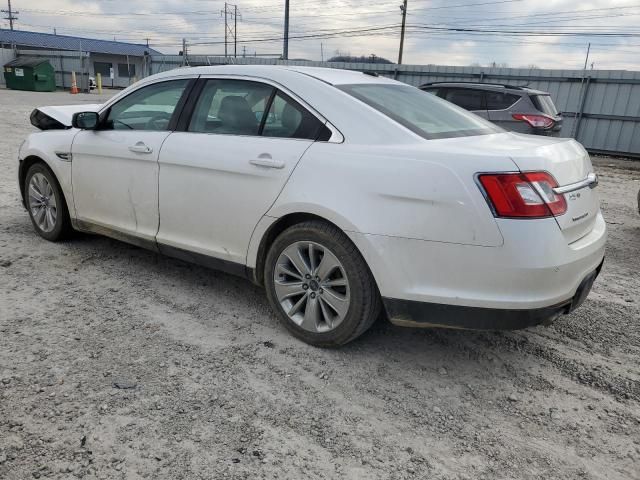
<box><xmin>104</xmin><ymin>79</ymin><xmax>189</xmax><ymax>131</ymax></box>
<box><xmin>188</xmin><ymin>79</ymin><xmax>274</xmax><ymax>135</ymax></box>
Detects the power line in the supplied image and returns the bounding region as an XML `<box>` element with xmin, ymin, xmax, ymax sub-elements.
<box><xmin>409</xmin><ymin>24</ymin><xmax>640</xmax><ymax>37</ymax></box>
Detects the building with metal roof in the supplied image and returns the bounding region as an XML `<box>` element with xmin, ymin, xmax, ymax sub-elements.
<box><xmin>0</xmin><ymin>29</ymin><xmax>161</xmax><ymax>89</ymax></box>
<box><xmin>0</xmin><ymin>29</ymin><xmax>160</xmax><ymax>57</ymax></box>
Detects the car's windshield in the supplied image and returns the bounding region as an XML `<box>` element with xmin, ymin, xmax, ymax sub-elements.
<box><xmin>338</xmin><ymin>83</ymin><xmax>502</xmax><ymax>139</ymax></box>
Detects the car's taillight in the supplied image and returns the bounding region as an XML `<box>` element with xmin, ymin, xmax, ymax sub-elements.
<box><xmin>478</xmin><ymin>172</ymin><xmax>567</xmax><ymax>218</ymax></box>
<box><xmin>512</xmin><ymin>113</ymin><xmax>555</xmax><ymax>129</ymax></box>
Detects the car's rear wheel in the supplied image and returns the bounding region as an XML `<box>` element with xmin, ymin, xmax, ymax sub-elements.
<box><xmin>24</xmin><ymin>163</ymin><xmax>72</xmax><ymax>241</ymax></box>
<box><xmin>264</xmin><ymin>220</ymin><xmax>381</xmax><ymax>347</ymax></box>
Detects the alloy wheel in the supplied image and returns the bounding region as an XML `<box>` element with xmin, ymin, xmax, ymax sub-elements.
<box><xmin>28</xmin><ymin>173</ymin><xmax>57</xmax><ymax>233</ymax></box>
<box><xmin>274</xmin><ymin>241</ymin><xmax>351</xmax><ymax>333</ymax></box>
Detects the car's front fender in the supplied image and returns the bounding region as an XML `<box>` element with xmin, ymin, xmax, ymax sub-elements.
<box><xmin>19</xmin><ymin>130</ymin><xmax>77</xmax><ymax>217</ymax></box>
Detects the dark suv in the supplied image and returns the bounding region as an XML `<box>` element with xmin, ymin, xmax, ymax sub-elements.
<box><xmin>420</xmin><ymin>82</ymin><xmax>562</xmax><ymax>136</ymax></box>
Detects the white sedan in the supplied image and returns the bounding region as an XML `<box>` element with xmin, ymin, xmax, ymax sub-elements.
<box><xmin>19</xmin><ymin>65</ymin><xmax>606</xmax><ymax>346</ymax></box>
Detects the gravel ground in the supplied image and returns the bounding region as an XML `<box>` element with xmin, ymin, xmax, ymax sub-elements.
<box><xmin>0</xmin><ymin>88</ymin><xmax>639</xmax><ymax>480</ymax></box>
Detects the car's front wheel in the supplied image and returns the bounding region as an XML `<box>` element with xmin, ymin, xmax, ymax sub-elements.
<box><xmin>264</xmin><ymin>220</ymin><xmax>381</xmax><ymax>347</ymax></box>
<box><xmin>24</xmin><ymin>163</ymin><xmax>72</xmax><ymax>241</ymax></box>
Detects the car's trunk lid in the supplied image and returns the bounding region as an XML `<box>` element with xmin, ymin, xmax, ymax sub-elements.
<box><xmin>433</xmin><ymin>132</ymin><xmax>599</xmax><ymax>243</ymax></box>
<box><xmin>503</xmin><ymin>133</ymin><xmax>599</xmax><ymax>244</ymax></box>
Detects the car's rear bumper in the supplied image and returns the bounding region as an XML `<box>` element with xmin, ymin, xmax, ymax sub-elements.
<box><xmin>382</xmin><ymin>259</ymin><xmax>603</xmax><ymax>330</ymax></box>
<box><xmin>347</xmin><ymin>211</ymin><xmax>607</xmax><ymax>329</ymax></box>
<box><xmin>534</xmin><ymin>128</ymin><xmax>562</xmax><ymax>137</ymax></box>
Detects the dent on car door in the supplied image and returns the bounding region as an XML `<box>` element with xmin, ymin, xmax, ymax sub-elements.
<box><xmin>156</xmin><ymin>78</ymin><xmax>330</xmax><ymax>266</ymax></box>
<box><xmin>71</xmin><ymin>79</ymin><xmax>192</xmax><ymax>243</ymax></box>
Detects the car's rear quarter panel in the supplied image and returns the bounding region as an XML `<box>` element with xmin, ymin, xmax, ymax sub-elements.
<box><xmin>268</xmin><ymin>140</ymin><xmax>515</xmax><ymax>247</ymax></box>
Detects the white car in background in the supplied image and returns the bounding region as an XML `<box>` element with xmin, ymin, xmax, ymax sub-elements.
<box><xmin>18</xmin><ymin>66</ymin><xmax>606</xmax><ymax>347</ymax></box>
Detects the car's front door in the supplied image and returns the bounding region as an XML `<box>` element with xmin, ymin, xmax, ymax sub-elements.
<box><xmin>71</xmin><ymin>78</ymin><xmax>191</xmax><ymax>245</ymax></box>
<box><xmin>156</xmin><ymin>78</ymin><xmax>330</xmax><ymax>266</ymax></box>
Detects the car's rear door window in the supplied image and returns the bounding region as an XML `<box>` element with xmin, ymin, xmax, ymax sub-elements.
<box><xmin>338</xmin><ymin>84</ymin><xmax>501</xmax><ymax>139</ymax></box>
<box><xmin>262</xmin><ymin>92</ymin><xmax>329</xmax><ymax>140</ymax></box>
<box><xmin>443</xmin><ymin>88</ymin><xmax>486</xmax><ymax>111</ymax></box>
<box><xmin>485</xmin><ymin>91</ymin><xmax>520</xmax><ymax>111</ymax></box>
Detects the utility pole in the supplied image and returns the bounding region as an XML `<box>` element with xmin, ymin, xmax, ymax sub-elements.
<box><xmin>582</xmin><ymin>42</ymin><xmax>591</xmax><ymax>72</ymax></box>
<box><xmin>224</xmin><ymin>3</ymin><xmax>228</xmax><ymax>57</ymax></box>
<box><xmin>182</xmin><ymin>38</ymin><xmax>188</xmax><ymax>66</ymax></box>
<box><xmin>283</xmin><ymin>0</ymin><xmax>289</xmax><ymax>60</ymax></box>
<box><xmin>2</xmin><ymin>0</ymin><xmax>19</xmax><ymax>30</ymax></box>
<box><xmin>221</xmin><ymin>3</ymin><xmax>240</xmax><ymax>59</ymax></box>
<box><xmin>571</xmin><ymin>42</ymin><xmax>591</xmax><ymax>138</ymax></box>
<box><xmin>242</xmin><ymin>45</ymin><xmax>246</xmax><ymax>57</ymax></box>
<box><xmin>320</xmin><ymin>42</ymin><xmax>324</xmax><ymax>62</ymax></box>
<box><xmin>397</xmin><ymin>0</ymin><xmax>407</xmax><ymax>64</ymax></box>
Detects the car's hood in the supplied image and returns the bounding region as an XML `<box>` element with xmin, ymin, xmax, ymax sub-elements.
<box><xmin>31</xmin><ymin>104</ymin><xmax>102</xmax><ymax>130</ymax></box>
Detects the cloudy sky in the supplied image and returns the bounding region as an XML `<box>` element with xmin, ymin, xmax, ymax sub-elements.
<box><xmin>3</xmin><ymin>0</ymin><xmax>640</xmax><ymax>70</ymax></box>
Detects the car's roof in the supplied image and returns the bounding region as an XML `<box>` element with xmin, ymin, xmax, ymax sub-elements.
<box><xmin>420</xmin><ymin>82</ymin><xmax>549</xmax><ymax>95</ymax></box>
<box><xmin>150</xmin><ymin>64</ymin><xmax>399</xmax><ymax>86</ymax></box>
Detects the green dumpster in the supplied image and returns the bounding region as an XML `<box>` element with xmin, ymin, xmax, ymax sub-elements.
<box><xmin>3</xmin><ymin>58</ymin><xmax>56</xmax><ymax>92</ymax></box>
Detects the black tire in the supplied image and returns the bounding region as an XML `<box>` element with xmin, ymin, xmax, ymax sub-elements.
<box><xmin>24</xmin><ymin>163</ymin><xmax>73</xmax><ymax>242</ymax></box>
<box><xmin>264</xmin><ymin>220</ymin><xmax>381</xmax><ymax>347</ymax></box>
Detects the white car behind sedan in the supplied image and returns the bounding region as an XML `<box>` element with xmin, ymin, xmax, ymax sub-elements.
<box><xmin>18</xmin><ymin>65</ymin><xmax>606</xmax><ymax>346</ymax></box>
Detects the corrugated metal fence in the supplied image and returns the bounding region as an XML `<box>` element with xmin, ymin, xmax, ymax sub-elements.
<box><xmin>151</xmin><ymin>55</ymin><xmax>640</xmax><ymax>157</ymax></box>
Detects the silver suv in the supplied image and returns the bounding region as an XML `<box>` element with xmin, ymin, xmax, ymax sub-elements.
<box><xmin>420</xmin><ymin>82</ymin><xmax>562</xmax><ymax>137</ymax></box>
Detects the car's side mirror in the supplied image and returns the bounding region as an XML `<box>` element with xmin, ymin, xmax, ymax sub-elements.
<box><xmin>72</xmin><ymin>111</ymin><xmax>99</xmax><ymax>130</ymax></box>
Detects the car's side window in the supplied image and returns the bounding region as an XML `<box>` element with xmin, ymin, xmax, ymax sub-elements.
<box><xmin>485</xmin><ymin>92</ymin><xmax>520</xmax><ymax>111</ymax></box>
<box><xmin>189</xmin><ymin>79</ymin><xmax>274</xmax><ymax>135</ymax></box>
<box><xmin>104</xmin><ymin>79</ymin><xmax>189</xmax><ymax>131</ymax></box>
<box><xmin>443</xmin><ymin>88</ymin><xmax>486</xmax><ymax>111</ymax></box>
<box><xmin>262</xmin><ymin>92</ymin><xmax>328</xmax><ymax>140</ymax></box>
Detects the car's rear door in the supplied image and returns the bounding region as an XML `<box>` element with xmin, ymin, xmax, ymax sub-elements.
<box><xmin>156</xmin><ymin>77</ymin><xmax>330</xmax><ymax>267</ymax></box>
<box><xmin>71</xmin><ymin>78</ymin><xmax>193</xmax><ymax>245</ymax></box>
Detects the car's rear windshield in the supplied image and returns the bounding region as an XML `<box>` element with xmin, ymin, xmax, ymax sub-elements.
<box><xmin>531</xmin><ymin>94</ymin><xmax>559</xmax><ymax>116</ymax></box>
<box><xmin>337</xmin><ymin>83</ymin><xmax>502</xmax><ymax>139</ymax></box>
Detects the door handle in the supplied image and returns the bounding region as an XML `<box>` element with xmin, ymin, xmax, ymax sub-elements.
<box><xmin>128</xmin><ymin>142</ymin><xmax>153</xmax><ymax>154</ymax></box>
<box><xmin>249</xmin><ymin>154</ymin><xmax>285</xmax><ymax>169</ymax></box>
